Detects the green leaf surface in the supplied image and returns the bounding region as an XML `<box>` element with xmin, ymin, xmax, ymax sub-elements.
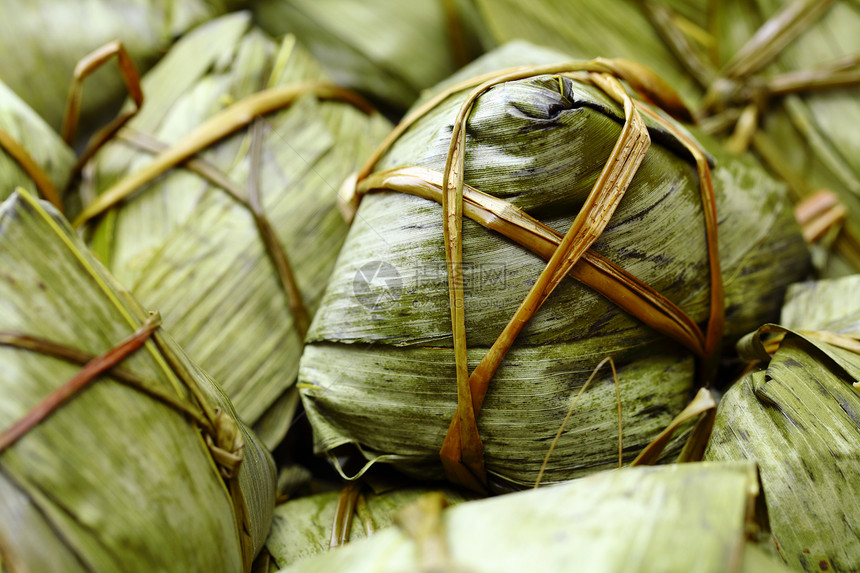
<box><xmin>472</xmin><ymin>0</ymin><xmax>702</xmax><ymax>106</ymax></box>
<box><xmin>266</xmin><ymin>486</ymin><xmax>473</xmax><ymax>569</ymax></box>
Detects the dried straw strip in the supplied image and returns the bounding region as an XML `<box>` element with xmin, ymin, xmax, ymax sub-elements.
<box><xmin>71</xmin><ymin>82</ymin><xmax>374</xmax><ymax>227</ymax></box>
<box><xmin>534</xmin><ymin>356</ymin><xmax>621</xmax><ymax>489</ymax></box>
<box><xmin>0</xmin><ymin>331</ymin><xmax>212</xmax><ymax>433</ymax></box>
<box><xmin>248</xmin><ymin>120</ymin><xmax>310</xmax><ymax>337</ymax></box>
<box><xmin>631</xmin><ymin>387</ymin><xmax>717</xmax><ymax>466</ymax></box>
<box><xmin>330</xmin><ymin>483</ymin><xmax>361</xmax><ymax>549</ymax></box>
<box><xmin>440</xmin><ymin>0</ymin><xmax>469</xmax><ymax>68</ymax></box>
<box><xmin>795</xmin><ymin>190</ymin><xmax>847</xmax><ymax>243</ymax></box>
<box><xmin>62</xmin><ymin>41</ymin><xmax>144</xmax><ymax>174</ymax></box>
<box><xmin>0</xmin><ymin>127</ymin><xmax>63</xmax><ymax>210</ymax></box>
<box><xmin>749</xmin><ymin>325</ymin><xmax>860</xmax><ymax>358</ymax></box>
<box><xmin>643</xmin><ymin>0</ymin><xmax>717</xmax><ymax>89</ymax></box>
<box><xmin>439</xmin><ymin>69</ymin><xmax>650</xmax><ymax>488</ymax></box>
<box><xmin>356</xmin><ymin>59</ymin><xmax>693</xmax><ymax>185</ymax></box>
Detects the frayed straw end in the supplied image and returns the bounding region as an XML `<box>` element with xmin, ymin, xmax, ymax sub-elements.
<box><xmin>794</xmin><ymin>189</ymin><xmax>846</xmax><ymax>244</ymax></box>
<box><xmin>338</xmin><ymin>172</ymin><xmax>360</xmax><ymax>224</ymax></box>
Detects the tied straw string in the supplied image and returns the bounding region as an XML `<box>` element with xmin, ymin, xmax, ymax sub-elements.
<box><xmin>0</xmin><ymin>313</ymin><xmax>162</xmax><ymax>454</ymax></box>
<box><xmin>1</xmin><ymin>40</ymin><xmax>361</xmax><ymax>342</ymax></box>
<box><xmin>62</xmin><ymin>41</ymin><xmax>145</xmax><ymax>175</ymax></box>
<box><xmin>329</xmin><ymin>483</ymin><xmax>362</xmax><ymax>549</ymax></box>
<box><xmin>347</xmin><ymin>59</ymin><xmax>724</xmax><ymax>491</ymax></box>
<box><xmin>0</xmin><ymin>311</ymin><xmax>249</xmax><ymax>480</ymax></box>
<box><xmin>356</xmin><ymin>166</ymin><xmax>708</xmax><ymax>357</ymax></box>
<box><xmin>534</xmin><ymin>356</ymin><xmax>622</xmax><ymax>490</ymax></box>
<box><xmin>440</xmin><ymin>68</ymin><xmax>651</xmax><ymax>491</ymax></box>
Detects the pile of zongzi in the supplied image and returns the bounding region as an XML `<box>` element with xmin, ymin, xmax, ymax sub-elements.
<box><xmin>3</xmin><ymin>3</ymin><xmax>860</xmax><ymax>572</ymax></box>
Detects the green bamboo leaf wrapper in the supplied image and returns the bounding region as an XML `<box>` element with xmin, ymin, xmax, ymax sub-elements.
<box><xmin>266</xmin><ymin>485</ymin><xmax>474</xmax><ymax>568</ymax></box>
<box><xmin>0</xmin><ymin>0</ymin><xmax>241</xmax><ymax>135</ymax></box>
<box><xmin>0</xmin><ymin>79</ymin><xmax>74</xmax><ymax>202</ymax></box>
<box><xmin>704</xmin><ymin>274</ymin><xmax>860</xmax><ymax>572</ymax></box>
<box><xmin>276</xmin><ymin>463</ymin><xmax>787</xmax><ymax>573</ymax></box>
<box><xmin>81</xmin><ymin>12</ymin><xmax>392</xmax><ymax>448</ymax></box>
<box><xmin>252</xmin><ymin>0</ymin><xmax>487</xmax><ymax>110</ymax></box>
<box><xmin>0</xmin><ymin>190</ymin><xmax>276</xmax><ymax>572</ymax></box>
<box><xmin>298</xmin><ymin>42</ymin><xmax>809</xmax><ymax>492</ymax></box>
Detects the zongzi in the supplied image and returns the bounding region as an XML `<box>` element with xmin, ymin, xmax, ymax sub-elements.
<box><xmin>75</xmin><ymin>12</ymin><xmax>392</xmax><ymax>448</ymax></box>
<box><xmin>252</xmin><ymin>0</ymin><xmax>486</xmax><ymax>110</ymax></box>
<box><xmin>276</xmin><ymin>463</ymin><xmax>788</xmax><ymax>573</ymax></box>
<box><xmin>705</xmin><ymin>274</ymin><xmax>860</xmax><ymax>572</ymax></box>
<box><xmin>298</xmin><ymin>42</ymin><xmax>809</xmax><ymax>492</ymax></box>
<box><xmin>0</xmin><ymin>190</ymin><xmax>276</xmax><ymax>572</ymax></box>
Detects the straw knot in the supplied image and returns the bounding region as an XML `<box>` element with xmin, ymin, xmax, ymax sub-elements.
<box><xmin>206</xmin><ymin>408</ymin><xmax>245</xmax><ymax>480</ymax></box>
